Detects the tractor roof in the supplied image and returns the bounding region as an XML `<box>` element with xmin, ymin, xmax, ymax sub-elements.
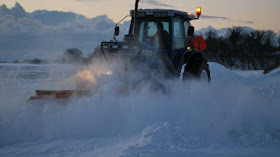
<box><xmin>130</xmin><ymin>9</ymin><xmax>195</xmax><ymax>20</ymax></box>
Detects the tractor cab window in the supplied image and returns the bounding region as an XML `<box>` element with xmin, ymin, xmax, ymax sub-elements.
<box><xmin>184</xmin><ymin>21</ymin><xmax>190</xmax><ymax>38</ymax></box>
<box><xmin>138</xmin><ymin>18</ymin><xmax>170</xmax><ymax>49</ymax></box>
<box><xmin>173</xmin><ymin>18</ymin><xmax>185</xmax><ymax>49</ymax></box>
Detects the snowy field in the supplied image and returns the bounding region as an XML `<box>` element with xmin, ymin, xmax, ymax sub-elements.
<box><xmin>0</xmin><ymin>62</ymin><xmax>280</xmax><ymax>157</ymax></box>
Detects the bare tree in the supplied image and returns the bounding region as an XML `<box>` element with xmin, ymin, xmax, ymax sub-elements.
<box><xmin>61</xmin><ymin>48</ymin><xmax>84</xmax><ymax>63</ymax></box>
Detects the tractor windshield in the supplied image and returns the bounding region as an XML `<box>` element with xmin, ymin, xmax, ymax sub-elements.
<box><xmin>137</xmin><ymin>18</ymin><xmax>171</xmax><ymax>49</ymax></box>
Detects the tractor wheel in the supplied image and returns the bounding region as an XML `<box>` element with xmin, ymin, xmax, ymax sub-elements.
<box><xmin>183</xmin><ymin>53</ymin><xmax>211</xmax><ymax>82</ymax></box>
<box><xmin>149</xmin><ymin>79</ymin><xmax>168</xmax><ymax>94</ymax></box>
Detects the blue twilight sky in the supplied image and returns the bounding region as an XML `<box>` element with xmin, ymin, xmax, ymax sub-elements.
<box><xmin>0</xmin><ymin>0</ymin><xmax>279</xmax><ymax>32</ymax></box>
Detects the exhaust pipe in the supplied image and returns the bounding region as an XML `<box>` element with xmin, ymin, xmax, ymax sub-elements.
<box><xmin>134</xmin><ymin>0</ymin><xmax>140</xmax><ymax>38</ymax></box>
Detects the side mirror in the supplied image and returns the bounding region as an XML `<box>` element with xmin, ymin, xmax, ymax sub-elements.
<box><xmin>114</xmin><ymin>26</ymin><xmax>120</xmax><ymax>36</ymax></box>
<box><xmin>188</xmin><ymin>26</ymin><xmax>195</xmax><ymax>36</ymax></box>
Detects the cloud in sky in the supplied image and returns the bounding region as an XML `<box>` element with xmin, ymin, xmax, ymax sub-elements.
<box><xmin>235</xmin><ymin>20</ymin><xmax>254</xmax><ymax>24</ymax></box>
<box><xmin>201</xmin><ymin>15</ymin><xmax>254</xmax><ymax>25</ymax></box>
<box><xmin>140</xmin><ymin>0</ymin><xmax>174</xmax><ymax>8</ymax></box>
<box><xmin>0</xmin><ymin>3</ymin><xmax>130</xmax><ymax>61</ymax></box>
<box><xmin>201</xmin><ymin>15</ymin><xmax>229</xmax><ymax>20</ymax></box>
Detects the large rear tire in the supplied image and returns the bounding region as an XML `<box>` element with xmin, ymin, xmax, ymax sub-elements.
<box><xmin>183</xmin><ymin>53</ymin><xmax>211</xmax><ymax>82</ymax></box>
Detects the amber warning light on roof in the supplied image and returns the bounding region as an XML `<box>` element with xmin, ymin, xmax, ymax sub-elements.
<box><xmin>196</xmin><ymin>7</ymin><xmax>202</xmax><ymax>18</ymax></box>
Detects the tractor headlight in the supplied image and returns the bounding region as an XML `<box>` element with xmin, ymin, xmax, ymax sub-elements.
<box><xmin>104</xmin><ymin>71</ymin><xmax>112</xmax><ymax>75</ymax></box>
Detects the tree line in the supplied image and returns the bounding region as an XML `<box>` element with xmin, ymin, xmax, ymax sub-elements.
<box><xmin>203</xmin><ymin>27</ymin><xmax>280</xmax><ymax>70</ymax></box>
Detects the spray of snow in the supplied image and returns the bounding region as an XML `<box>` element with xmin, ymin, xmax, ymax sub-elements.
<box><xmin>0</xmin><ymin>62</ymin><xmax>279</xmax><ymax>155</ymax></box>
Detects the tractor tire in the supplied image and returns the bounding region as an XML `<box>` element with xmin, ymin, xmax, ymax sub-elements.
<box><xmin>149</xmin><ymin>79</ymin><xmax>168</xmax><ymax>94</ymax></box>
<box><xmin>183</xmin><ymin>53</ymin><xmax>211</xmax><ymax>82</ymax></box>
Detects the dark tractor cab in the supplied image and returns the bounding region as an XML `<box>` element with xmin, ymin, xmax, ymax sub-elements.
<box><xmin>129</xmin><ymin>9</ymin><xmax>192</xmax><ymax>50</ymax></box>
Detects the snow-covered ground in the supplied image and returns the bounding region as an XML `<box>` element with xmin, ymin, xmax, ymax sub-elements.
<box><xmin>0</xmin><ymin>62</ymin><xmax>279</xmax><ymax>157</ymax></box>
<box><xmin>234</xmin><ymin>70</ymin><xmax>264</xmax><ymax>78</ymax></box>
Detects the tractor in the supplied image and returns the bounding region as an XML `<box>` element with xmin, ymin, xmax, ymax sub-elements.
<box><xmin>101</xmin><ymin>0</ymin><xmax>211</xmax><ymax>82</ymax></box>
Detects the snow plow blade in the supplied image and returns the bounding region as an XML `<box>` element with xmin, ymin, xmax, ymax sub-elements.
<box><xmin>28</xmin><ymin>90</ymin><xmax>91</xmax><ymax>101</ymax></box>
